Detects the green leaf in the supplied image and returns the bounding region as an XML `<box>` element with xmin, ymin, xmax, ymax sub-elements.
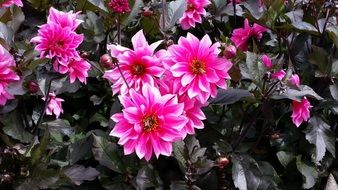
<box><xmin>90</xmin><ymin>113</ymin><xmax>109</xmax><ymax>127</ymax></box>
<box><xmin>240</xmin><ymin>52</ymin><xmax>266</xmax><ymax>85</ymax></box>
<box><xmin>123</xmin><ymin>0</ymin><xmax>144</xmax><ymax>26</ymax></box>
<box><xmin>135</xmin><ymin>164</ymin><xmax>162</xmax><ymax>190</ymax></box>
<box><xmin>308</xmin><ymin>46</ymin><xmax>331</xmax><ymax>76</ymax></box>
<box><xmin>92</xmin><ymin>134</ymin><xmax>123</xmax><ymax>173</ymax></box>
<box><xmin>276</xmin><ymin>151</ymin><xmax>295</xmax><ymax>168</ymax></box>
<box><xmin>209</xmin><ymin>88</ymin><xmax>253</xmax><ymax>105</ymax></box>
<box><xmin>232</xmin><ymin>154</ymin><xmax>262</xmax><ymax>190</ymax></box>
<box><xmin>296</xmin><ymin>156</ymin><xmax>318</xmax><ymax>189</ymax></box>
<box><xmin>63</xmin><ymin>164</ymin><xmax>100</xmax><ymax>186</ymax></box>
<box><xmin>0</xmin><ymin>21</ymin><xmax>13</xmax><ymax>46</ymax></box>
<box><xmin>2</xmin><ymin>111</ymin><xmax>33</xmax><ymax>143</ymax></box>
<box><xmin>304</xmin><ymin>116</ymin><xmax>335</xmax><ymax>164</ymax></box>
<box><xmin>271</xmin><ymin>85</ymin><xmax>323</xmax><ymax>101</ymax></box>
<box><xmin>161</xmin><ymin>0</ymin><xmax>187</xmax><ymax>31</ymax></box>
<box><xmin>257</xmin><ymin>161</ymin><xmax>281</xmax><ymax>190</ymax></box>
<box><xmin>325</xmin><ymin>174</ymin><xmax>338</xmax><ymax>190</ymax></box>
<box><xmin>68</xmin><ymin>135</ymin><xmax>93</xmax><ymax>164</ymax></box>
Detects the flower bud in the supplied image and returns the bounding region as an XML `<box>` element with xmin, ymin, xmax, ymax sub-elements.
<box><xmin>223</xmin><ymin>45</ymin><xmax>237</xmax><ymax>59</ymax></box>
<box><xmin>216</xmin><ymin>156</ymin><xmax>230</xmax><ymax>169</ymax></box>
<box><xmin>142</xmin><ymin>7</ymin><xmax>153</xmax><ymax>17</ymax></box>
<box><xmin>27</xmin><ymin>80</ymin><xmax>39</xmax><ymax>93</ymax></box>
<box><xmin>100</xmin><ymin>54</ymin><xmax>114</xmax><ymax>69</ymax></box>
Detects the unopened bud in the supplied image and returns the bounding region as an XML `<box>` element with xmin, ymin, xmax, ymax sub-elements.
<box><xmin>142</xmin><ymin>7</ymin><xmax>153</xmax><ymax>17</ymax></box>
<box><xmin>27</xmin><ymin>81</ymin><xmax>39</xmax><ymax>93</ymax></box>
<box><xmin>223</xmin><ymin>45</ymin><xmax>237</xmax><ymax>59</ymax></box>
<box><xmin>216</xmin><ymin>156</ymin><xmax>230</xmax><ymax>169</ymax></box>
<box><xmin>100</xmin><ymin>54</ymin><xmax>114</xmax><ymax>69</ymax></box>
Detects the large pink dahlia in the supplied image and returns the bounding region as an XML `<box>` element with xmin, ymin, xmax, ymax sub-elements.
<box><xmin>110</xmin><ymin>84</ymin><xmax>187</xmax><ymax>161</ymax></box>
<box><xmin>179</xmin><ymin>0</ymin><xmax>211</xmax><ymax>30</ymax></box>
<box><xmin>230</xmin><ymin>18</ymin><xmax>267</xmax><ymax>51</ymax></box>
<box><xmin>103</xmin><ymin>30</ymin><xmax>164</xmax><ymax>95</ymax></box>
<box><xmin>0</xmin><ymin>45</ymin><xmax>20</xmax><ymax>105</ymax></box>
<box><xmin>166</xmin><ymin>33</ymin><xmax>232</xmax><ymax>104</ymax></box>
<box><xmin>0</xmin><ymin>0</ymin><xmax>23</xmax><ymax>7</ymax></box>
<box><xmin>53</xmin><ymin>58</ymin><xmax>91</xmax><ymax>84</ymax></box>
<box><xmin>291</xmin><ymin>97</ymin><xmax>312</xmax><ymax>127</ymax></box>
<box><xmin>47</xmin><ymin>7</ymin><xmax>82</xmax><ymax>31</ymax></box>
<box><xmin>31</xmin><ymin>22</ymin><xmax>83</xmax><ymax>60</ymax></box>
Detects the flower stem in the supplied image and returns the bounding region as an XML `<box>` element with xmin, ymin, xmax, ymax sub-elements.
<box><xmin>117</xmin><ymin>15</ymin><xmax>121</xmax><ymax>44</ymax></box>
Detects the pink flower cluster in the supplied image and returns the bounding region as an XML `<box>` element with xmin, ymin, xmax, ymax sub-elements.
<box><xmin>0</xmin><ymin>45</ymin><xmax>20</xmax><ymax>105</ymax></box>
<box><xmin>105</xmin><ymin>30</ymin><xmax>232</xmax><ymax>160</ymax></box>
<box><xmin>231</xmin><ymin>19</ymin><xmax>267</xmax><ymax>51</ymax></box>
<box><xmin>0</xmin><ymin>0</ymin><xmax>23</xmax><ymax>7</ymax></box>
<box><xmin>31</xmin><ymin>7</ymin><xmax>91</xmax><ymax>84</ymax></box>
<box><xmin>108</xmin><ymin>0</ymin><xmax>131</xmax><ymax>14</ymax></box>
<box><xmin>261</xmin><ymin>55</ymin><xmax>312</xmax><ymax>127</ymax></box>
<box><xmin>179</xmin><ymin>0</ymin><xmax>211</xmax><ymax>30</ymax></box>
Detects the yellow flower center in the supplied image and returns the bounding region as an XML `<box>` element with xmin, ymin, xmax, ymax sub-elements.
<box><xmin>191</xmin><ymin>59</ymin><xmax>206</xmax><ymax>74</ymax></box>
<box><xmin>142</xmin><ymin>115</ymin><xmax>159</xmax><ymax>132</ymax></box>
<box><xmin>131</xmin><ymin>64</ymin><xmax>145</xmax><ymax>76</ymax></box>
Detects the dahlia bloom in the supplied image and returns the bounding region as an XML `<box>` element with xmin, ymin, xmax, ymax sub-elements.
<box><xmin>291</xmin><ymin>97</ymin><xmax>312</xmax><ymax>127</ymax></box>
<box><xmin>47</xmin><ymin>7</ymin><xmax>82</xmax><ymax>31</ymax></box>
<box><xmin>179</xmin><ymin>0</ymin><xmax>211</xmax><ymax>30</ymax></box>
<box><xmin>103</xmin><ymin>30</ymin><xmax>164</xmax><ymax>95</ymax></box>
<box><xmin>53</xmin><ymin>58</ymin><xmax>91</xmax><ymax>84</ymax></box>
<box><xmin>0</xmin><ymin>45</ymin><xmax>20</xmax><ymax>106</ymax></box>
<box><xmin>42</xmin><ymin>92</ymin><xmax>64</xmax><ymax>118</ymax></box>
<box><xmin>289</xmin><ymin>74</ymin><xmax>300</xmax><ymax>87</ymax></box>
<box><xmin>230</xmin><ymin>19</ymin><xmax>267</xmax><ymax>51</ymax></box>
<box><xmin>110</xmin><ymin>84</ymin><xmax>187</xmax><ymax>161</ymax></box>
<box><xmin>30</xmin><ymin>22</ymin><xmax>83</xmax><ymax>60</ymax></box>
<box><xmin>271</xmin><ymin>70</ymin><xmax>286</xmax><ymax>81</ymax></box>
<box><xmin>0</xmin><ymin>0</ymin><xmax>23</xmax><ymax>7</ymax></box>
<box><xmin>166</xmin><ymin>33</ymin><xmax>232</xmax><ymax>104</ymax></box>
<box><xmin>108</xmin><ymin>0</ymin><xmax>131</xmax><ymax>14</ymax></box>
<box><xmin>158</xmin><ymin>73</ymin><xmax>206</xmax><ymax>136</ymax></box>
<box><xmin>262</xmin><ymin>54</ymin><xmax>272</xmax><ymax>69</ymax></box>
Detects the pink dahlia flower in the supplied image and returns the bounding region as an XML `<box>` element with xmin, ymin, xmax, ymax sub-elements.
<box><xmin>179</xmin><ymin>0</ymin><xmax>211</xmax><ymax>30</ymax></box>
<box><xmin>289</xmin><ymin>74</ymin><xmax>300</xmax><ymax>87</ymax></box>
<box><xmin>158</xmin><ymin>72</ymin><xmax>206</xmax><ymax>137</ymax></box>
<box><xmin>108</xmin><ymin>0</ymin><xmax>131</xmax><ymax>14</ymax></box>
<box><xmin>31</xmin><ymin>22</ymin><xmax>83</xmax><ymax>60</ymax></box>
<box><xmin>0</xmin><ymin>45</ymin><xmax>20</xmax><ymax>105</ymax></box>
<box><xmin>103</xmin><ymin>30</ymin><xmax>164</xmax><ymax>95</ymax></box>
<box><xmin>42</xmin><ymin>92</ymin><xmax>64</xmax><ymax>118</ymax></box>
<box><xmin>53</xmin><ymin>58</ymin><xmax>91</xmax><ymax>84</ymax></box>
<box><xmin>0</xmin><ymin>0</ymin><xmax>23</xmax><ymax>7</ymax></box>
<box><xmin>291</xmin><ymin>97</ymin><xmax>312</xmax><ymax>127</ymax></box>
<box><xmin>110</xmin><ymin>84</ymin><xmax>187</xmax><ymax>161</ymax></box>
<box><xmin>262</xmin><ymin>54</ymin><xmax>272</xmax><ymax>69</ymax></box>
<box><xmin>271</xmin><ymin>70</ymin><xmax>286</xmax><ymax>81</ymax></box>
<box><xmin>230</xmin><ymin>19</ymin><xmax>267</xmax><ymax>51</ymax></box>
<box><xmin>47</xmin><ymin>7</ymin><xmax>82</xmax><ymax>31</ymax></box>
<box><xmin>166</xmin><ymin>33</ymin><xmax>232</xmax><ymax>104</ymax></box>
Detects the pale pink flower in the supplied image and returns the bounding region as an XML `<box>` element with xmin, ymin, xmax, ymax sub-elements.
<box><xmin>223</xmin><ymin>45</ymin><xmax>237</xmax><ymax>59</ymax></box>
<box><xmin>0</xmin><ymin>45</ymin><xmax>20</xmax><ymax>105</ymax></box>
<box><xmin>158</xmin><ymin>72</ymin><xmax>206</xmax><ymax>137</ymax></box>
<box><xmin>0</xmin><ymin>0</ymin><xmax>23</xmax><ymax>7</ymax></box>
<box><xmin>110</xmin><ymin>84</ymin><xmax>187</xmax><ymax>161</ymax></box>
<box><xmin>179</xmin><ymin>0</ymin><xmax>211</xmax><ymax>30</ymax></box>
<box><xmin>166</xmin><ymin>33</ymin><xmax>232</xmax><ymax>104</ymax></box>
<box><xmin>291</xmin><ymin>97</ymin><xmax>312</xmax><ymax>127</ymax></box>
<box><xmin>42</xmin><ymin>92</ymin><xmax>64</xmax><ymax>118</ymax></box>
<box><xmin>47</xmin><ymin>7</ymin><xmax>82</xmax><ymax>31</ymax></box>
<box><xmin>53</xmin><ymin>58</ymin><xmax>91</xmax><ymax>84</ymax></box>
<box><xmin>262</xmin><ymin>54</ymin><xmax>272</xmax><ymax>69</ymax></box>
<box><xmin>289</xmin><ymin>74</ymin><xmax>300</xmax><ymax>87</ymax></box>
<box><xmin>271</xmin><ymin>70</ymin><xmax>286</xmax><ymax>81</ymax></box>
<box><xmin>103</xmin><ymin>30</ymin><xmax>164</xmax><ymax>95</ymax></box>
<box><xmin>108</xmin><ymin>0</ymin><xmax>131</xmax><ymax>14</ymax></box>
<box><xmin>30</xmin><ymin>22</ymin><xmax>83</xmax><ymax>61</ymax></box>
<box><xmin>230</xmin><ymin>18</ymin><xmax>267</xmax><ymax>51</ymax></box>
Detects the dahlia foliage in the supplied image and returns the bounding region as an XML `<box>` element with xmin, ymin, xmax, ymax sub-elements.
<box><xmin>0</xmin><ymin>0</ymin><xmax>337</xmax><ymax>189</ymax></box>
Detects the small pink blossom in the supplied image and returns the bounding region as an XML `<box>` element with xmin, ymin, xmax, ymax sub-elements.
<box><xmin>166</xmin><ymin>33</ymin><xmax>232</xmax><ymax>104</ymax></box>
<box><xmin>110</xmin><ymin>84</ymin><xmax>187</xmax><ymax>161</ymax></box>
<box><xmin>53</xmin><ymin>58</ymin><xmax>91</xmax><ymax>84</ymax></box>
<box><xmin>31</xmin><ymin>22</ymin><xmax>83</xmax><ymax>61</ymax></box>
<box><xmin>289</xmin><ymin>74</ymin><xmax>300</xmax><ymax>87</ymax></box>
<box><xmin>108</xmin><ymin>0</ymin><xmax>131</xmax><ymax>14</ymax></box>
<box><xmin>47</xmin><ymin>7</ymin><xmax>82</xmax><ymax>31</ymax></box>
<box><xmin>0</xmin><ymin>0</ymin><xmax>23</xmax><ymax>7</ymax></box>
<box><xmin>291</xmin><ymin>97</ymin><xmax>312</xmax><ymax>127</ymax></box>
<box><xmin>179</xmin><ymin>0</ymin><xmax>211</xmax><ymax>30</ymax></box>
<box><xmin>230</xmin><ymin>19</ymin><xmax>267</xmax><ymax>51</ymax></box>
<box><xmin>262</xmin><ymin>54</ymin><xmax>272</xmax><ymax>69</ymax></box>
<box><xmin>103</xmin><ymin>30</ymin><xmax>164</xmax><ymax>95</ymax></box>
<box><xmin>223</xmin><ymin>45</ymin><xmax>237</xmax><ymax>59</ymax></box>
<box><xmin>42</xmin><ymin>92</ymin><xmax>64</xmax><ymax>118</ymax></box>
<box><xmin>271</xmin><ymin>70</ymin><xmax>286</xmax><ymax>81</ymax></box>
<box><xmin>0</xmin><ymin>45</ymin><xmax>20</xmax><ymax>106</ymax></box>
